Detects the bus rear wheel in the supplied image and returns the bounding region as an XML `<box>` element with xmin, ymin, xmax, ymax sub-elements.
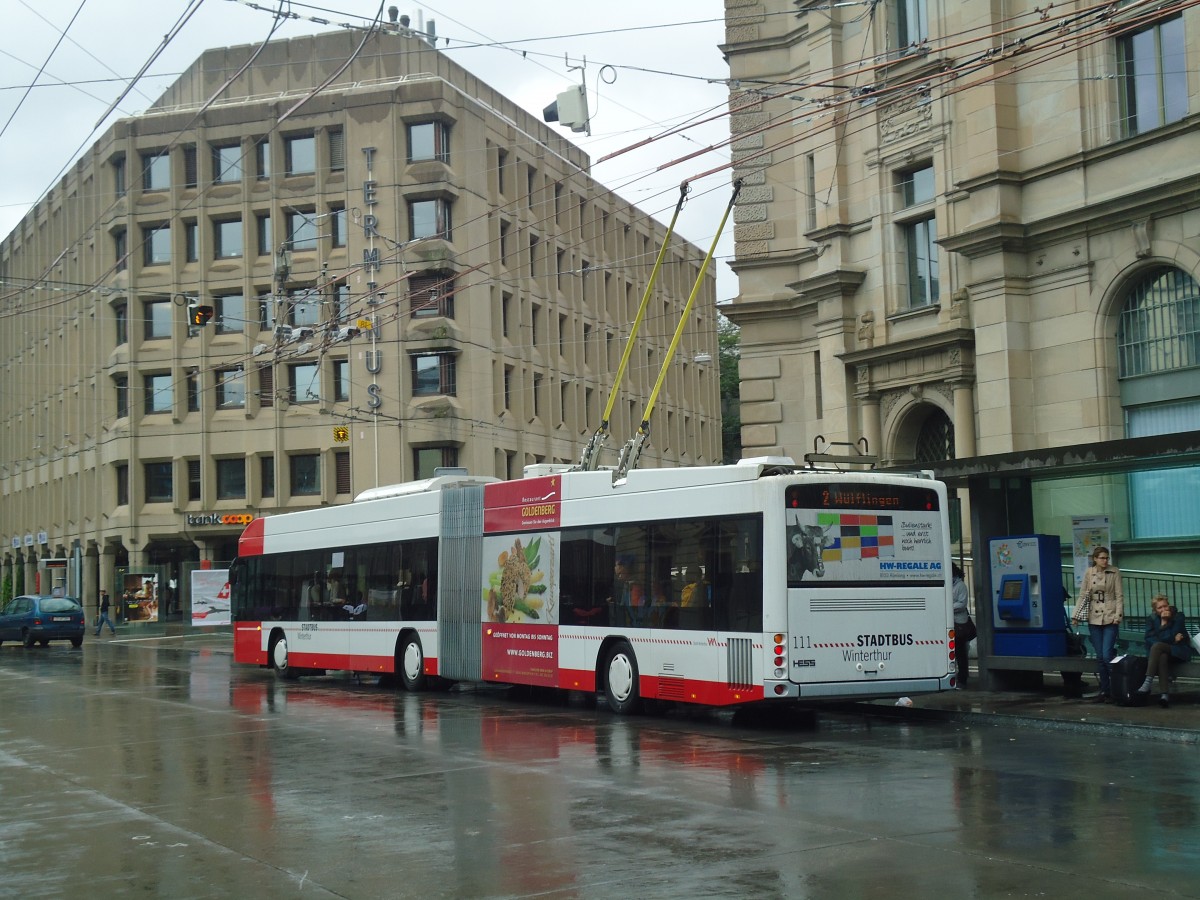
<box><xmin>603</xmin><ymin>641</ymin><xmax>641</xmax><ymax>715</ymax></box>
<box><xmin>399</xmin><ymin>634</ymin><xmax>427</xmax><ymax>692</ymax></box>
<box><xmin>271</xmin><ymin>633</ymin><xmax>299</xmax><ymax>681</ymax></box>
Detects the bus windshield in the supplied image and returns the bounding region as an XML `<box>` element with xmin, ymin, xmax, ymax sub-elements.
<box><xmin>784</xmin><ymin>481</ymin><xmax>944</xmax><ymax>587</ymax></box>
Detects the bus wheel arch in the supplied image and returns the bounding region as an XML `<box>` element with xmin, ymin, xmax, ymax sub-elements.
<box><xmin>397</xmin><ymin>630</ymin><xmax>428</xmax><ymax>692</ymax></box>
<box><xmin>269</xmin><ymin>628</ymin><xmax>299</xmax><ymax>681</ymax></box>
<box><xmin>600</xmin><ymin>638</ymin><xmax>642</xmax><ymax>715</ymax></box>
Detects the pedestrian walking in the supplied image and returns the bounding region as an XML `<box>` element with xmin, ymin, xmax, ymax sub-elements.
<box><xmin>94</xmin><ymin>589</ymin><xmax>116</xmax><ymax>636</ymax></box>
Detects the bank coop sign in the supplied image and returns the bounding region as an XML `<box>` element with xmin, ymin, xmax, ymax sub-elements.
<box><xmin>186</xmin><ymin>514</ymin><xmax>256</xmax><ymax>527</ymax></box>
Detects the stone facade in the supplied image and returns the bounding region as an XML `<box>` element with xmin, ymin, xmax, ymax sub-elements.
<box><xmin>0</xmin><ymin>28</ymin><xmax>719</xmax><ymax>606</ymax></box>
<box><xmin>722</xmin><ymin>0</ymin><xmax>1199</xmax><ymax>466</ymax></box>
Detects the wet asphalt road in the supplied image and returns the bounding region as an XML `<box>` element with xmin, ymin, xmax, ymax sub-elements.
<box><xmin>2</xmin><ymin>635</ymin><xmax>1199</xmax><ymax>899</ymax></box>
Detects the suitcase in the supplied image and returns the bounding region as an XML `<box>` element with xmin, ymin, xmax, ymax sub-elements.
<box><xmin>1110</xmin><ymin>654</ymin><xmax>1149</xmax><ymax>707</ymax></box>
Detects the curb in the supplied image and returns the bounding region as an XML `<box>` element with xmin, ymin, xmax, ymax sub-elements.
<box><xmin>844</xmin><ymin>700</ymin><xmax>1200</xmax><ymax>745</ymax></box>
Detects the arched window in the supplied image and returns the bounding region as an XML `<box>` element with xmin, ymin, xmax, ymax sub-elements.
<box><xmin>1117</xmin><ymin>266</ymin><xmax>1200</xmax><ymax>538</ymax></box>
<box><xmin>914</xmin><ymin>408</ymin><xmax>955</xmax><ymax>464</ymax></box>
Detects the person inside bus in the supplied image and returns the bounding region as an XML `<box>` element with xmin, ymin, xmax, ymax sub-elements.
<box><xmin>609</xmin><ymin>554</ymin><xmax>646</xmax><ymax>626</ymax></box>
<box><xmin>1138</xmin><ymin>594</ymin><xmax>1191</xmax><ymax>708</ymax></box>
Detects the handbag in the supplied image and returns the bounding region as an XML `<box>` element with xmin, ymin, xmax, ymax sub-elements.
<box><xmin>957</xmin><ymin>617</ymin><xmax>977</xmax><ymax>643</ymax></box>
<box><xmin>1070</xmin><ymin>594</ymin><xmax>1090</xmax><ymax>624</ymax></box>
<box><xmin>1190</xmin><ymin>632</ymin><xmax>1200</xmax><ymax>657</ymax></box>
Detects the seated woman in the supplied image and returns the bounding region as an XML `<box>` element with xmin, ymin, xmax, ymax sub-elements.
<box><xmin>1139</xmin><ymin>593</ymin><xmax>1191</xmax><ymax>708</ymax></box>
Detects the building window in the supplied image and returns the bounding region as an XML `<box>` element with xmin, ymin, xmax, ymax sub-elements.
<box><xmin>214</xmin><ymin>293</ymin><xmax>245</xmax><ymax>334</ymax></box>
<box><xmin>288</xmin><ymin>287</ymin><xmax>321</xmax><ymax>327</ymax></box>
<box><xmin>328</xmin><ymin>128</ymin><xmax>345</xmax><ymax>171</ymax></box>
<box><xmin>212</xmin><ymin>143</ymin><xmax>242</xmax><ymax>183</ymax></box>
<box><xmin>1117</xmin><ymin>266</ymin><xmax>1200</xmax><ymax>539</ymax></box>
<box><xmin>216</xmin><ymin>368</ymin><xmax>246</xmax><ymax>408</ymax></box>
<box><xmin>914</xmin><ymin>409</ymin><xmax>955</xmax><ymax>463</ymax></box>
<box><xmin>259</xmin><ymin>365</ymin><xmax>274</xmax><ymax>407</ymax></box>
<box><xmin>286</xmin><ymin>210</ymin><xmax>318</xmax><ymax>251</ymax></box>
<box><xmin>335</xmin><ymin>450</ymin><xmax>350</xmax><ymax>494</ymax></box>
<box><xmin>289</xmin><ymin>362</ymin><xmax>320</xmax><ymax>403</ymax></box>
<box><xmin>330</xmin><ymin>207</ymin><xmax>346</xmax><ymax>248</ymax></box>
<box><xmin>1117</xmin><ymin>15</ymin><xmax>1186</xmax><ymax>138</ymax></box>
<box><xmin>114</xmin><ymin>229</ymin><xmax>128</xmax><ymax>271</ymax></box>
<box><xmin>497</xmin><ymin>148</ymin><xmax>508</xmax><ymax>195</ymax></box>
<box><xmin>114</xmin><ymin>303</ymin><xmax>128</xmax><ymax>346</ymax></box>
<box><xmin>182</xmin><ymin>145</ymin><xmax>197</xmax><ymax>189</ymax></box>
<box><xmin>411</xmin><ymin>353</ymin><xmax>456</xmax><ymax>396</ymax></box>
<box><xmin>257</xmin><ymin>292</ymin><xmax>276</xmax><ymax>332</ymax></box>
<box><xmin>143</xmin><ymin>224</ymin><xmax>170</xmax><ymax>266</ymax></box>
<box><xmin>142</xmin><ymin>151</ymin><xmax>169</xmax><ymax>191</ymax></box>
<box><xmin>290</xmin><ymin>454</ymin><xmax>321</xmax><ymax>495</ymax></box>
<box><xmin>331</xmin><ymin>281</ymin><xmax>350</xmax><ymax>322</ymax></box>
<box><xmin>144</xmin><ymin>299</ymin><xmax>172</xmax><ymax>340</ymax></box>
<box><xmin>113</xmin><ymin>156</ymin><xmax>126</xmax><ymax>197</ymax></box>
<box><xmin>409</xmin><ymin>271</ymin><xmax>453</xmax><ymax>318</ymax></box>
<box><xmin>217</xmin><ymin>458</ymin><xmax>246</xmax><ymax>500</ymax></box>
<box><xmin>413</xmin><ymin>446</ymin><xmax>457</xmax><ymax>480</ymax></box>
<box><xmin>501</xmin><ymin>292</ymin><xmax>512</xmax><ymax>337</ymax></box>
<box><xmin>255</xmin><ymin>139</ymin><xmax>270</xmax><ymax>179</ymax></box>
<box><xmin>499</xmin><ymin>220</ymin><xmax>510</xmax><ymax>263</ymax></box>
<box><xmin>188</xmin><ymin>459</ymin><xmax>202</xmax><ymax>502</ymax></box>
<box><xmin>114</xmin><ymin>375</ymin><xmax>128</xmax><ymax>419</ymax></box>
<box><xmin>533</xmin><ymin>373</ymin><xmax>543</xmax><ymax>419</ymax></box>
<box><xmin>284</xmin><ymin>134</ymin><xmax>315</xmax><ymax>175</ymax></box>
<box><xmin>897</xmin><ymin>164</ymin><xmax>938</xmax><ymax>309</ymax></box>
<box><xmin>407</xmin><ymin>121</ymin><xmax>449</xmax><ymax>162</ymax></box>
<box><xmin>408</xmin><ymin>198</ymin><xmax>452</xmax><ymax>240</ymax></box>
<box><xmin>261</xmin><ymin>455</ymin><xmax>275</xmax><ymax>498</ymax></box>
<box><xmin>145</xmin><ymin>461</ymin><xmax>173</xmax><ymax>503</ymax></box>
<box><xmin>333</xmin><ymin>359</ymin><xmax>350</xmax><ymax>401</ymax></box>
<box><xmin>184</xmin><ymin>221</ymin><xmax>198</xmax><ymax>262</ymax></box>
<box><xmin>503</xmin><ymin>365</ymin><xmax>513</xmax><ymax>410</ymax></box>
<box><xmin>214</xmin><ymin>218</ymin><xmax>243</xmax><ymax>259</ymax></box>
<box><xmin>116</xmin><ymin>464</ymin><xmax>129</xmax><ymax>506</ymax></box>
<box><xmin>145</xmin><ymin>373</ymin><xmax>173</xmax><ymax>414</ymax></box>
<box><xmin>896</xmin><ymin>0</ymin><xmax>927</xmax><ymax>48</ymax></box>
<box><xmin>256</xmin><ymin>214</ymin><xmax>272</xmax><ymax>257</ymax></box>
<box><xmin>186</xmin><ymin>370</ymin><xmax>199</xmax><ymax>412</ymax></box>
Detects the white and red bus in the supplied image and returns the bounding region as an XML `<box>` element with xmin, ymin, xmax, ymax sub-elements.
<box><xmin>230</xmin><ymin>458</ymin><xmax>958</xmax><ymax>712</ymax></box>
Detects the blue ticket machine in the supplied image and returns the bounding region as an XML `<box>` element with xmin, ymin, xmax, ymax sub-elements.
<box><xmin>989</xmin><ymin>534</ymin><xmax>1066</xmax><ymax>656</ymax></box>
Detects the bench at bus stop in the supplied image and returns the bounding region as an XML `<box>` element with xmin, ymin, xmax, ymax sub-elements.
<box><xmin>987</xmin><ymin>654</ymin><xmax>1200</xmax><ymax>697</ymax></box>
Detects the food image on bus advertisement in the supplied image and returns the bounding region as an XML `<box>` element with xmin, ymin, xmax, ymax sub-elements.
<box><xmin>481</xmin><ymin>532</ymin><xmax>560</xmax><ymax>686</ymax></box>
<box><xmin>481</xmin><ymin>532</ymin><xmax>559</xmax><ymax>624</ymax></box>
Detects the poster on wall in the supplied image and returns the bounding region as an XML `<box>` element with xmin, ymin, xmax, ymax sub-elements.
<box><xmin>1071</xmin><ymin>515</ymin><xmax>1111</xmax><ymax>590</ymax></box>
<box><xmin>191</xmin><ymin>569</ymin><xmax>231</xmax><ymax>626</ymax></box>
<box><xmin>121</xmin><ymin>573</ymin><xmax>159</xmax><ymax>622</ymax></box>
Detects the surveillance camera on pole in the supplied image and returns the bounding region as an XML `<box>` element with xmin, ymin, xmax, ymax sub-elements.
<box><xmin>542</xmin><ymin>84</ymin><xmax>590</xmax><ymax>135</ymax></box>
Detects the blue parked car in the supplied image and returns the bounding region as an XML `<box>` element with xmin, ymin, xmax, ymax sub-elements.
<box><xmin>0</xmin><ymin>595</ymin><xmax>85</xmax><ymax>648</ymax></box>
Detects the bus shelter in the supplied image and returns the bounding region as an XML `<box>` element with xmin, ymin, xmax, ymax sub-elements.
<box><xmin>929</xmin><ymin>429</ymin><xmax>1200</xmax><ymax>692</ymax></box>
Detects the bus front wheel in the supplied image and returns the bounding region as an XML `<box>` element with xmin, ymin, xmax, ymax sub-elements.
<box><xmin>399</xmin><ymin>634</ymin><xmax>427</xmax><ymax>692</ymax></box>
<box><xmin>271</xmin><ymin>633</ymin><xmax>299</xmax><ymax>681</ymax></box>
<box><xmin>603</xmin><ymin>641</ymin><xmax>641</xmax><ymax>715</ymax></box>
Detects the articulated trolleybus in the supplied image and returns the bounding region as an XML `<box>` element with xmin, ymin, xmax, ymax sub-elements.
<box><xmin>231</xmin><ymin>458</ymin><xmax>958</xmax><ymax>712</ymax></box>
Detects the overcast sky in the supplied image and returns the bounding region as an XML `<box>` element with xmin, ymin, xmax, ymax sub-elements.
<box><xmin>0</xmin><ymin>0</ymin><xmax>737</xmax><ymax>298</ymax></box>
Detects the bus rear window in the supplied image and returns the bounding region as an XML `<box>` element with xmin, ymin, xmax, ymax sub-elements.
<box><xmin>785</xmin><ymin>482</ymin><xmax>944</xmax><ymax>586</ymax></box>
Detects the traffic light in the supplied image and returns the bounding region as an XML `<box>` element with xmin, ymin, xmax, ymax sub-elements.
<box><xmin>188</xmin><ymin>303</ymin><xmax>214</xmax><ymax>327</ymax></box>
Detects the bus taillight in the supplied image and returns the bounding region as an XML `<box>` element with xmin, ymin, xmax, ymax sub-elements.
<box><xmin>773</xmin><ymin>633</ymin><xmax>786</xmax><ymax>676</ymax></box>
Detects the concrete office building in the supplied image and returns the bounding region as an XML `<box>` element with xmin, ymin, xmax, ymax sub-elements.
<box><xmin>722</xmin><ymin>1</ymin><xmax>1199</xmax><ymax>561</ymax></box>
<box><xmin>0</xmin><ymin>25</ymin><xmax>721</xmax><ymax>613</ymax></box>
